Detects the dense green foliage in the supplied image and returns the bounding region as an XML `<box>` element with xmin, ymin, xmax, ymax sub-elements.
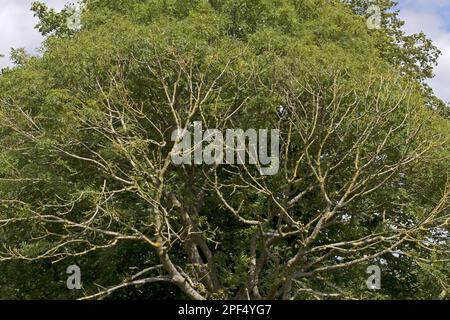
<box><xmin>0</xmin><ymin>0</ymin><xmax>448</xmax><ymax>300</ymax></box>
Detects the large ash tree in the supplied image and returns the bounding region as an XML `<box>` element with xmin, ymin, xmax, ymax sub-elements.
<box><xmin>0</xmin><ymin>0</ymin><xmax>448</xmax><ymax>299</ymax></box>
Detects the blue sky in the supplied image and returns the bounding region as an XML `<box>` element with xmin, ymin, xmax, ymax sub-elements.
<box><xmin>0</xmin><ymin>0</ymin><xmax>449</xmax><ymax>102</ymax></box>
<box><xmin>396</xmin><ymin>0</ymin><xmax>450</xmax><ymax>102</ymax></box>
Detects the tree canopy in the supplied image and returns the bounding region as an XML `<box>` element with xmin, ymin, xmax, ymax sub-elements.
<box><xmin>0</xmin><ymin>0</ymin><xmax>448</xmax><ymax>300</ymax></box>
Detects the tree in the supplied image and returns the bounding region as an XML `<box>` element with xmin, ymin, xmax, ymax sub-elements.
<box><xmin>0</xmin><ymin>0</ymin><xmax>448</xmax><ymax>300</ymax></box>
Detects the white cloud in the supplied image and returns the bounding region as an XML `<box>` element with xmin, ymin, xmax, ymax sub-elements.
<box><xmin>0</xmin><ymin>0</ymin><xmax>70</xmax><ymax>68</ymax></box>
<box><xmin>0</xmin><ymin>1</ymin><xmax>448</xmax><ymax>102</ymax></box>
<box><xmin>399</xmin><ymin>7</ymin><xmax>450</xmax><ymax>102</ymax></box>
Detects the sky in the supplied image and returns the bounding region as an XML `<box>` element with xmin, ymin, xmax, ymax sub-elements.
<box><xmin>0</xmin><ymin>0</ymin><xmax>449</xmax><ymax>102</ymax></box>
<box><xmin>396</xmin><ymin>0</ymin><xmax>450</xmax><ymax>102</ymax></box>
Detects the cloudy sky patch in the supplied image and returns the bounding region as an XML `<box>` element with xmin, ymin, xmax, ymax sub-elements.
<box><xmin>0</xmin><ymin>0</ymin><xmax>69</xmax><ymax>67</ymax></box>
<box><xmin>397</xmin><ymin>0</ymin><xmax>450</xmax><ymax>102</ymax></box>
